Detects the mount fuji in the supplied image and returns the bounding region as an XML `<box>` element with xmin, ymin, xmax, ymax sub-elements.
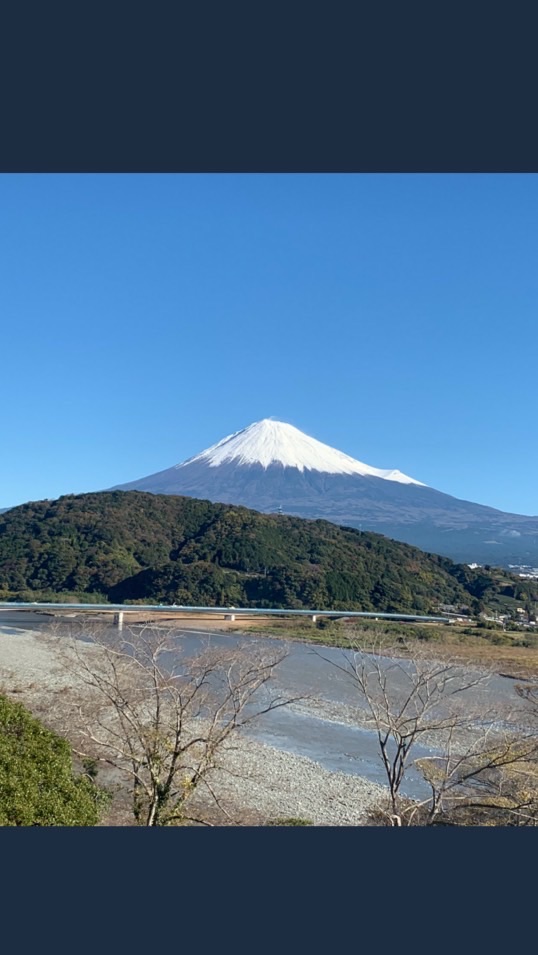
<box><xmin>111</xmin><ymin>419</ymin><xmax>538</xmax><ymax>567</ymax></box>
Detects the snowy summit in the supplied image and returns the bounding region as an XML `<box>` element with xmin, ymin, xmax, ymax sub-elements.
<box><xmin>178</xmin><ymin>419</ymin><xmax>425</xmax><ymax>486</ymax></box>
<box><xmin>111</xmin><ymin>419</ymin><xmax>538</xmax><ymax>566</ymax></box>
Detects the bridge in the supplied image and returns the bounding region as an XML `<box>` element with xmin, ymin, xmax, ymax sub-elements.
<box><xmin>0</xmin><ymin>601</ymin><xmax>451</xmax><ymax>630</ymax></box>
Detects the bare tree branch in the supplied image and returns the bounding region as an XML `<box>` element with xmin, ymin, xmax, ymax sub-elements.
<box><xmin>318</xmin><ymin>637</ymin><xmax>538</xmax><ymax>826</ymax></box>
<box><xmin>43</xmin><ymin>619</ymin><xmax>299</xmax><ymax>826</ymax></box>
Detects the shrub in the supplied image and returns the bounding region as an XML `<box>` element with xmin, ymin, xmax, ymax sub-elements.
<box><xmin>266</xmin><ymin>817</ymin><xmax>314</xmax><ymax>826</ymax></box>
<box><xmin>0</xmin><ymin>695</ymin><xmax>109</xmax><ymax>826</ymax></box>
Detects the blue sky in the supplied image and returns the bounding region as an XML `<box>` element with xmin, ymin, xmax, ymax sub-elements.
<box><xmin>1</xmin><ymin>173</ymin><xmax>537</xmax><ymax>515</ymax></box>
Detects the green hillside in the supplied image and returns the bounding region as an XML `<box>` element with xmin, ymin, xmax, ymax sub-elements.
<box><xmin>0</xmin><ymin>491</ymin><xmax>536</xmax><ymax>615</ymax></box>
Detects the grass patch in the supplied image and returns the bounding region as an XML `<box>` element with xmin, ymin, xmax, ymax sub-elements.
<box><xmin>237</xmin><ymin>616</ymin><xmax>538</xmax><ymax>679</ymax></box>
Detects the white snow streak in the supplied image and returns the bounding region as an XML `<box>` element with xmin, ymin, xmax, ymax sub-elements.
<box><xmin>177</xmin><ymin>419</ymin><xmax>426</xmax><ymax>486</ymax></box>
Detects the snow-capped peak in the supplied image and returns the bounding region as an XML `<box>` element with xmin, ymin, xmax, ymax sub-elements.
<box><xmin>177</xmin><ymin>419</ymin><xmax>426</xmax><ymax>486</ymax></box>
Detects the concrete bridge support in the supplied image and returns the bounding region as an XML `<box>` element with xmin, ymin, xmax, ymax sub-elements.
<box><xmin>113</xmin><ymin>611</ymin><xmax>124</xmax><ymax>631</ymax></box>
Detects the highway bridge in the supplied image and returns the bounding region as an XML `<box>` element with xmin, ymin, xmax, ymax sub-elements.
<box><xmin>0</xmin><ymin>601</ymin><xmax>451</xmax><ymax>629</ymax></box>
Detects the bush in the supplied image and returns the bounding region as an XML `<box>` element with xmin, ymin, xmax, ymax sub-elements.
<box><xmin>0</xmin><ymin>695</ymin><xmax>109</xmax><ymax>826</ymax></box>
<box><xmin>316</xmin><ymin>618</ymin><xmax>335</xmax><ymax>630</ymax></box>
<box><xmin>266</xmin><ymin>817</ymin><xmax>314</xmax><ymax>826</ymax></box>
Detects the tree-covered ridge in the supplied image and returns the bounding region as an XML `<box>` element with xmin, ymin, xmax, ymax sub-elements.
<box><xmin>0</xmin><ymin>491</ymin><xmax>536</xmax><ymax>614</ymax></box>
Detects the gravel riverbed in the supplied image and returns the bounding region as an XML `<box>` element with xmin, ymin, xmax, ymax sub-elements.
<box><xmin>0</xmin><ymin>626</ymin><xmax>386</xmax><ymax>826</ymax></box>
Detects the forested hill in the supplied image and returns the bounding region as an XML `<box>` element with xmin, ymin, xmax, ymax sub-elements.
<box><xmin>0</xmin><ymin>491</ymin><xmax>535</xmax><ymax>615</ymax></box>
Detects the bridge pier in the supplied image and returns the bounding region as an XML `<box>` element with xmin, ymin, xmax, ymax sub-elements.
<box><xmin>224</xmin><ymin>613</ymin><xmax>236</xmax><ymax>621</ymax></box>
<box><xmin>113</xmin><ymin>611</ymin><xmax>124</xmax><ymax>631</ymax></box>
<box><xmin>311</xmin><ymin>615</ymin><xmax>317</xmax><ymax>623</ymax></box>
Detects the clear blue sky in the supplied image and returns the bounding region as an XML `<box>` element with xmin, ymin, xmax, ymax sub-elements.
<box><xmin>2</xmin><ymin>174</ymin><xmax>537</xmax><ymax>515</ymax></box>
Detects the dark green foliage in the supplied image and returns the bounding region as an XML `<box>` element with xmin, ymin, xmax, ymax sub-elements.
<box><xmin>0</xmin><ymin>491</ymin><xmax>536</xmax><ymax>615</ymax></box>
<box><xmin>0</xmin><ymin>695</ymin><xmax>108</xmax><ymax>826</ymax></box>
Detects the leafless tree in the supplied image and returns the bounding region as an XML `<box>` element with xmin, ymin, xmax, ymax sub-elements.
<box><xmin>413</xmin><ymin>721</ymin><xmax>538</xmax><ymax>826</ymax></box>
<box><xmin>46</xmin><ymin>620</ymin><xmax>299</xmax><ymax>826</ymax></box>
<box><xmin>321</xmin><ymin>638</ymin><xmax>538</xmax><ymax>826</ymax></box>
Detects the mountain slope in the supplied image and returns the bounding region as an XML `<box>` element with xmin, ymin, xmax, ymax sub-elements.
<box><xmin>111</xmin><ymin>420</ymin><xmax>538</xmax><ymax>566</ymax></box>
<box><xmin>0</xmin><ymin>491</ymin><xmax>535</xmax><ymax>615</ymax></box>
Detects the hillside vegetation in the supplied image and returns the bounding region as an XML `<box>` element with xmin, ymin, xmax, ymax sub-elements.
<box><xmin>0</xmin><ymin>491</ymin><xmax>537</xmax><ymax>615</ymax></box>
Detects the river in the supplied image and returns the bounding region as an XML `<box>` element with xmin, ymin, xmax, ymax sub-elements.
<box><xmin>0</xmin><ymin>611</ymin><xmax>527</xmax><ymax>800</ymax></box>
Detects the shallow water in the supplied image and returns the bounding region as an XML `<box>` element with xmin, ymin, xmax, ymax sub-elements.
<box><xmin>241</xmin><ymin>704</ymin><xmax>436</xmax><ymax>797</ymax></box>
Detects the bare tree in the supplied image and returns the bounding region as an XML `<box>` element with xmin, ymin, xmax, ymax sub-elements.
<box><xmin>47</xmin><ymin>621</ymin><xmax>298</xmax><ymax>826</ymax></box>
<box><xmin>414</xmin><ymin>729</ymin><xmax>538</xmax><ymax>826</ymax></box>
<box><xmin>321</xmin><ymin>638</ymin><xmax>538</xmax><ymax>826</ymax></box>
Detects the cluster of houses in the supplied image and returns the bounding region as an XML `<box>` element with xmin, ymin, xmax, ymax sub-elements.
<box><xmin>509</xmin><ymin>564</ymin><xmax>538</xmax><ymax>579</ymax></box>
<box><xmin>438</xmin><ymin>602</ymin><xmax>537</xmax><ymax>628</ymax></box>
<box><xmin>481</xmin><ymin>608</ymin><xmax>536</xmax><ymax>627</ymax></box>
